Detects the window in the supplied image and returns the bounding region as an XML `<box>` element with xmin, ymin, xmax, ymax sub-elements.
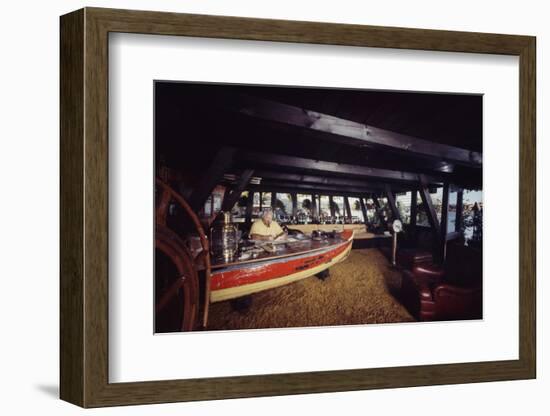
<box><xmin>377</xmin><ymin>197</ymin><xmax>392</xmax><ymax>222</ymax></box>
<box><xmin>213</xmin><ymin>194</ymin><xmax>222</xmax><ymax>213</ymax></box>
<box><xmin>348</xmin><ymin>197</ymin><xmax>364</xmax><ymax>223</ymax></box>
<box><xmin>230</xmin><ymin>191</ymin><xmax>249</xmax><ymax>223</ymax></box>
<box><xmin>431</xmin><ymin>187</ymin><xmax>444</xmax><ymax>222</ymax></box>
<box><xmin>251</xmin><ymin>192</ymin><xmax>261</xmax><ymax>218</ymax></box>
<box><xmin>261</xmin><ymin>192</ymin><xmax>272</xmax><ymax>209</ymax></box>
<box><xmin>416</xmin><ymin>187</ymin><xmax>443</xmax><ymax>226</ymax></box>
<box><xmin>447</xmin><ymin>190</ymin><xmax>458</xmax><ymax>233</ymax></box>
<box><xmin>462</xmin><ymin>189</ymin><xmax>483</xmax><ymax>245</ymax></box>
<box><xmin>202</xmin><ymin>187</ymin><xmax>224</xmax><ymax>219</ymax></box>
<box><xmin>319</xmin><ymin>195</ymin><xmax>330</xmax><ymax>222</ymax></box>
<box><xmin>272</xmin><ymin>193</ymin><xmax>292</xmax><ymax>223</ymax></box>
<box><xmin>297</xmin><ymin>194</ymin><xmax>313</xmax><ymax>223</ymax></box>
<box><xmin>332</xmin><ymin>196</ymin><xmax>345</xmax><ymax>222</ymax></box>
<box><xmin>415</xmin><ymin>193</ymin><xmax>429</xmax><ymax>226</ymax></box>
<box><xmin>253</xmin><ymin>192</ymin><xmax>260</xmax><ymax>208</ymax></box>
<box><xmin>395</xmin><ymin>191</ymin><xmax>412</xmax><ymax>224</ymax></box>
<box><xmin>364</xmin><ymin>198</ymin><xmax>380</xmax><ymax>226</ymax></box>
<box><xmin>204</xmin><ymin>195</ymin><xmax>212</xmax><ymax>217</ymax></box>
<box><xmin>297</xmin><ymin>194</ymin><xmax>312</xmax><ymax>213</ymax></box>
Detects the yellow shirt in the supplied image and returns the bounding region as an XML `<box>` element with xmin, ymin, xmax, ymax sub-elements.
<box><xmin>250</xmin><ymin>219</ymin><xmax>284</xmax><ymax>238</ymax></box>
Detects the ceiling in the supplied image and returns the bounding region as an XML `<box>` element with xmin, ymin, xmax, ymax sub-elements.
<box><xmin>155</xmin><ymin>81</ymin><xmax>483</xmax><ymax>192</ymax></box>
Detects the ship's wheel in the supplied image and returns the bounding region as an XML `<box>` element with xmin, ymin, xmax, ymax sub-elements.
<box><xmin>155</xmin><ymin>178</ymin><xmax>212</xmax><ymax>332</ymax></box>
<box><xmin>155</xmin><ymin>224</ymin><xmax>199</xmax><ymax>332</ymax></box>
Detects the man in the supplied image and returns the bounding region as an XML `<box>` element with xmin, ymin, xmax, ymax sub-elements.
<box><xmin>249</xmin><ymin>208</ymin><xmax>287</xmax><ymax>241</ymax></box>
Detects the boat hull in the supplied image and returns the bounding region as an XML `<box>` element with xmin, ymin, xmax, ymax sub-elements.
<box><xmin>210</xmin><ymin>231</ymin><xmax>353</xmax><ymax>302</ymax></box>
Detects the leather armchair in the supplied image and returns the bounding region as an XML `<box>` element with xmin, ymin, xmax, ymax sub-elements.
<box><xmin>418</xmin><ymin>282</ymin><xmax>482</xmax><ymax>321</ymax></box>
<box><xmin>397</xmin><ymin>249</ymin><xmax>433</xmax><ymax>270</ymax></box>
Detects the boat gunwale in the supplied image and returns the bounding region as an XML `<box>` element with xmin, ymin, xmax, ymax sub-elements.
<box><xmin>211</xmin><ymin>229</ymin><xmax>354</xmax><ymax>272</ymax></box>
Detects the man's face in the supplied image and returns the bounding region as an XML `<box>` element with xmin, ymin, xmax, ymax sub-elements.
<box><xmin>262</xmin><ymin>212</ymin><xmax>273</xmax><ymax>226</ymax></box>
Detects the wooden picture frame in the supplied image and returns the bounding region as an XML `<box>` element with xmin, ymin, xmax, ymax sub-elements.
<box><xmin>60</xmin><ymin>7</ymin><xmax>536</xmax><ymax>408</ymax></box>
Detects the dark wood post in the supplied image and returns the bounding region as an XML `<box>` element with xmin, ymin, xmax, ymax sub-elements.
<box><xmin>410</xmin><ymin>189</ymin><xmax>418</xmax><ymax>228</ymax></box>
<box><xmin>245</xmin><ymin>190</ymin><xmax>254</xmax><ymax>228</ymax></box>
<box><xmin>455</xmin><ymin>189</ymin><xmax>464</xmax><ymax>233</ymax></box>
<box><xmin>359</xmin><ymin>197</ymin><xmax>368</xmax><ymax>227</ymax></box>
<box><xmin>410</xmin><ymin>189</ymin><xmax>418</xmax><ymax>243</ymax></box>
<box><xmin>440</xmin><ymin>183</ymin><xmax>450</xmax><ymax>262</ymax></box>
<box><xmin>384</xmin><ymin>184</ymin><xmax>401</xmax><ymax>223</ymax></box>
<box><xmin>372</xmin><ymin>194</ymin><xmax>388</xmax><ymax>230</ymax></box>
<box><xmin>344</xmin><ymin>196</ymin><xmax>352</xmax><ymax>222</ymax></box>
<box><xmin>291</xmin><ymin>193</ymin><xmax>298</xmax><ymax>218</ymax></box>
<box><xmin>311</xmin><ymin>194</ymin><xmax>318</xmax><ymax>222</ymax></box>
<box><xmin>221</xmin><ymin>169</ymin><xmax>254</xmax><ymax>212</ymax></box>
<box><xmin>329</xmin><ymin>195</ymin><xmax>335</xmax><ymax>218</ymax></box>
<box><xmin>418</xmin><ymin>176</ymin><xmax>442</xmax><ymax>262</ymax></box>
<box><xmin>188</xmin><ymin>146</ymin><xmax>235</xmax><ymax>212</ymax></box>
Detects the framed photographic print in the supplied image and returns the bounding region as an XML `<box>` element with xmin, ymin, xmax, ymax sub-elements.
<box><xmin>60</xmin><ymin>7</ymin><xmax>536</xmax><ymax>408</ymax></box>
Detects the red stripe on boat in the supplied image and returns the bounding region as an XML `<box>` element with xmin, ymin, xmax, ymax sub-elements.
<box><xmin>211</xmin><ymin>237</ymin><xmax>352</xmax><ymax>291</ymax></box>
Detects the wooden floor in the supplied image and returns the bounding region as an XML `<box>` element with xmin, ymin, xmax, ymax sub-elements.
<box><xmin>206</xmin><ymin>248</ymin><xmax>415</xmax><ymax>331</ymax></box>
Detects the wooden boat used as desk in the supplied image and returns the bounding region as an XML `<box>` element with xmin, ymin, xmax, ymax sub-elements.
<box><xmin>210</xmin><ymin>229</ymin><xmax>354</xmax><ymax>302</ymax></box>
<box><xmin>155</xmin><ymin>178</ymin><xmax>354</xmax><ymax>330</ymax></box>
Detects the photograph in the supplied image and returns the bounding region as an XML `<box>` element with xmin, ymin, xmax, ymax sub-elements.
<box><xmin>154</xmin><ymin>82</ymin><xmax>483</xmax><ymax>333</ymax></box>
<box><xmin>51</xmin><ymin>3</ymin><xmax>539</xmax><ymax>410</ymax></box>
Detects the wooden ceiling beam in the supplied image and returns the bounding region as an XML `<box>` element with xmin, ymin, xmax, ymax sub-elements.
<box><xmin>221</xmin><ymin>168</ymin><xmax>254</xmax><ymax>211</ymax></box>
<box><xmin>222</xmin><ymin>94</ymin><xmax>482</xmax><ymax>168</ymax></box>
<box><xmin>253</xmin><ymin>170</ymin><xmax>390</xmax><ymax>190</ymax></box>
<box><xmin>247</xmin><ymin>183</ymin><xmax>379</xmax><ymax>198</ymax></box>
<box><xmin>187</xmin><ymin>146</ymin><xmax>236</xmax><ymax>212</ymax></box>
<box><xmin>238</xmin><ymin>150</ymin><xmax>442</xmax><ymax>185</ymax></box>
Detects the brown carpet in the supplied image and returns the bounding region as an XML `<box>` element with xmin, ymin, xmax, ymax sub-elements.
<box><xmin>207</xmin><ymin>248</ymin><xmax>415</xmax><ymax>331</ymax></box>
